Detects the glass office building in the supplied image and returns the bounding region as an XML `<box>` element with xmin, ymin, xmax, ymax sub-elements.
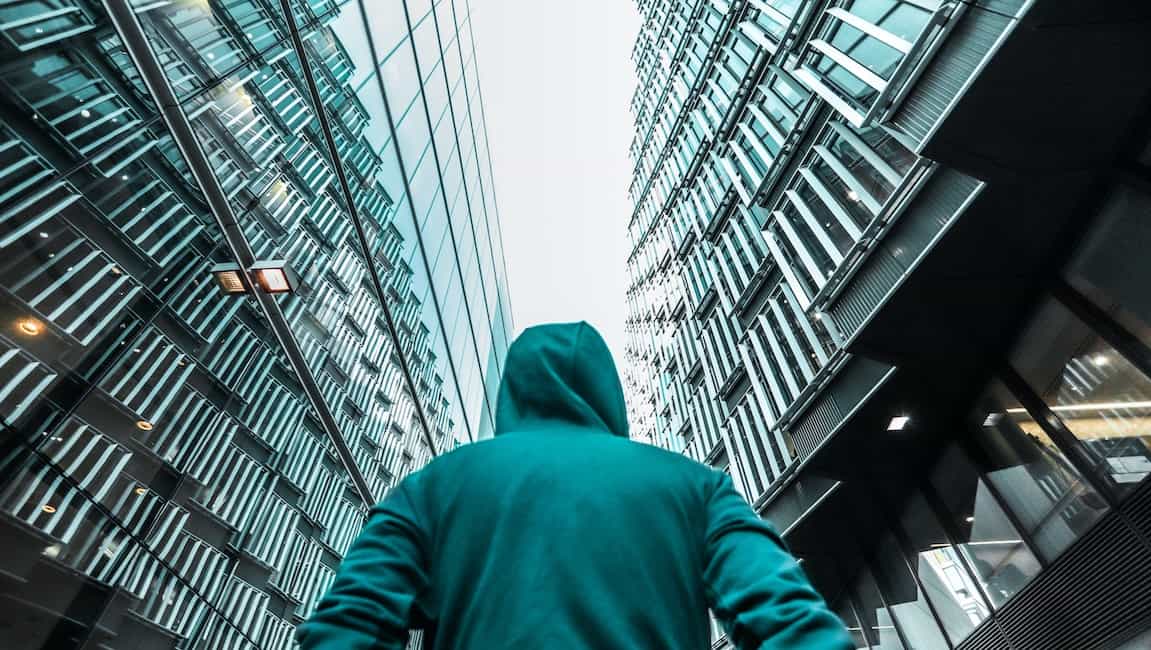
<box><xmin>0</xmin><ymin>0</ymin><xmax>510</xmax><ymax>647</ymax></box>
<box><xmin>623</xmin><ymin>0</ymin><xmax>1151</xmax><ymax>647</ymax></box>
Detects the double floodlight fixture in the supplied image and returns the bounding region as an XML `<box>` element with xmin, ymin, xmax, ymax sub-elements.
<box><xmin>211</xmin><ymin>260</ymin><xmax>298</xmax><ymax>296</ymax></box>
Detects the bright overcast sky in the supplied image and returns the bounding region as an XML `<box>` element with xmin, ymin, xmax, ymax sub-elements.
<box><xmin>471</xmin><ymin>0</ymin><xmax>641</xmax><ymax>363</ymax></box>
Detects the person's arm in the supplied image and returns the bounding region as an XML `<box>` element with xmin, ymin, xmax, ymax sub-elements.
<box><xmin>296</xmin><ymin>478</ymin><xmax>430</xmax><ymax>650</ymax></box>
<box><xmin>703</xmin><ymin>473</ymin><xmax>852</xmax><ymax>650</ymax></box>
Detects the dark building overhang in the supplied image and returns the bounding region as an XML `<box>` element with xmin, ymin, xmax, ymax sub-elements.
<box><xmin>764</xmin><ymin>0</ymin><xmax>1151</xmax><ymax>572</ymax></box>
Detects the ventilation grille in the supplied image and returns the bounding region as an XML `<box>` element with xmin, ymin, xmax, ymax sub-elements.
<box><xmin>1120</xmin><ymin>475</ymin><xmax>1151</xmax><ymax>540</ymax></box>
<box><xmin>890</xmin><ymin>7</ymin><xmax>1014</xmax><ymax>147</ymax></box>
<box><xmin>828</xmin><ymin>249</ymin><xmax>901</xmax><ymax>339</ymax></box>
<box><xmin>791</xmin><ymin>394</ymin><xmax>840</xmax><ymax>459</ymax></box>
<box><xmin>971</xmin><ymin>0</ymin><xmax>1030</xmax><ymax>17</ymax></box>
<box><xmin>789</xmin><ymin>357</ymin><xmax>892</xmax><ymax>458</ymax></box>
<box><xmin>958</xmin><ymin>621</ymin><xmax>1011</xmax><ymax>650</ymax></box>
<box><xmin>958</xmin><ymin>499</ymin><xmax>1151</xmax><ymax>650</ymax></box>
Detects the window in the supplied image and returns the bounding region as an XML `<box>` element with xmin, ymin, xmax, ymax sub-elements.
<box><xmin>852</xmin><ymin>565</ymin><xmax>904</xmax><ymax>649</ymax></box>
<box><xmin>829</xmin><ymin>592</ymin><xmax>868</xmax><ymax>649</ymax></box>
<box><xmin>796</xmin><ymin>0</ymin><xmax>938</xmax><ymax>124</ymax></box>
<box><xmin>1013</xmin><ymin>299</ymin><xmax>1151</xmax><ymax>494</ymax></box>
<box><xmin>1066</xmin><ymin>184</ymin><xmax>1151</xmax><ymax>350</ymax></box>
<box><xmin>897</xmin><ymin>492</ymin><xmax>986</xmax><ymax>643</ymax></box>
<box><xmin>764</xmin><ymin>119</ymin><xmax>918</xmax><ymax>303</ymax></box>
<box><xmin>929</xmin><ymin>446</ymin><xmax>1043</xmax><ymax>608</ymax></box>
<box><xmin>870</xmin><ymin>531</ymin><xmax>950</xmax><ymax>649</ymax></box>
<box><xmin>969</xmin><ymin>381</ymin><xmax>1108</xmax><ymax>561</ymax></box>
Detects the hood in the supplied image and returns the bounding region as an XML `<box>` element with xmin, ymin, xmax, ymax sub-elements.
<box><xmin>495</xmin><ymin>322</ymin><xmax>629</xmax><ymax>437</ymax></box>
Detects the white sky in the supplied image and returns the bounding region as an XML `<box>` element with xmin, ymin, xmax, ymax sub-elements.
<box><xmin>471</xmin><ymin>0</ymin><xmax>641</xmax><ymax>363</ymax></box>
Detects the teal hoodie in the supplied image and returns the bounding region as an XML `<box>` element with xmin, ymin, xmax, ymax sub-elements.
<box><xmin>297</xmin><ymin>322</ymin><xmax>852</xmax><ymax>649</ymax></box>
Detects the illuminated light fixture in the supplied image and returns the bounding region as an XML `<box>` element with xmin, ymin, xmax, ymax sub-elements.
<box><xmin>846</xmin><ymin>190</ymin><xmax>860</xmax><ymax>202</ymax></box>
<box><xmin>110</xmin><ymin>266</ymin><xmax>122</xmax><ymax>275</ymax></box>
<box><xmin>965</xmin><ymin>515</ymin><xmax>975</xmax><ymax>523</ymax></box>
<box><xmin>211</xmin><ymin>260</ymin><xmax>298</xmax><ymax>295</ymax></box>
<box><xmin>80</xmin><ymin>109</ymin><xmax>91</xmax><ymax>118</ymax></box>
<box><xmin>251</xmin><ymin>260</ymin><xmax>298</xmax><ymax>295</ymax></box>
<box><xmin>887</xmin><ymin>415</ymin><xmax>911</xmax><ymax>431</ymax></box>
<box><xmin>41</xmin><ymin>504</ymin><xmax>57</xmax><ymax>514</ymax></box>
<box><xmin>18</xmin><ymin>318</ymin><xmax>42</xmax><ymax>336</ymax></box>
<box><xmin>135</xmin><ymin>420</ymin><xmax>154</xmax><ymax>431</ymax></box>
<box><xmin>38</xmin><ymin>231</ymin><xmax>48</xmax><ymax>238</ymax></box>
<box><xmin>211</xmin><ymin>262</ymin><xmax>247</xmax><ymax>295</ymax></box>
<box><xmin>1006</xmin><ymin>400</ymin><xmax>1151</xmax><ymax>414</ymax></box>
<box><xmin>1092</xmin><ymin>354</ymin><xmax>1110</xmax><ymax>367</ymax></box>
<box><xmin>42</xmin><ymin>544</ymin><xmax>62</xmax><ymax>559</ymax></box>
<box><xmin>982</xmin><ymin>413</ymin><xmax>1003</xmax><ymax>427</ymax></box>
<box><xmin>134</xmin><ymin>486</ymin><xmax>148</xmax><ymax>496</ymax></box>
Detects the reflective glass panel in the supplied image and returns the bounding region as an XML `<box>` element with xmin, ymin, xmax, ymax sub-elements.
<box><xmin>970</xmin><ymin>381</ymin><xmax>1108</xmax><ymax>561</ymax></box>
<box><xmin>1013</xmin><ymin>299</ymin><xmax>1151</xmax><ymax>494</ymax></box>
<box><xmin>898</xmin><ymin>492</ymin><xmax>987</xmax><ymax>643</ymax></box>
<box><xmin>929</xmin><ymin>445</ymin><xmax>1042</xmax><ymax>608</ymax></box>
<box><xmin>1067</xmin><ymin>184</ymin><xmax>1151</xmax><ymax>350</ymax></box>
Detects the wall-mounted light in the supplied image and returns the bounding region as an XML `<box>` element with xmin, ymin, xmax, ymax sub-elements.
<box><xmin>250</xmin><ymin>260</ymin><xmax>298</xmax><ymax>295</ymax></box>
<box><xmin>887</xmin><ymin>415</ymin><xmax>911</xmax><ymax>431</ymax></box>
<box><xmin>210</xmin><ymin>262</ymin><xmax>247</xmax><ymax>295</ymax></box>
<box><xmin>211</xmin><ymin>260</ymin><xmax>298</xmax><ymax>296</ymax></box>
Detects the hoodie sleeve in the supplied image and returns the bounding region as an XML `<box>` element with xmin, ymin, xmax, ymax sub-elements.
<box><xmin>296</xmin><ymin>477</ymin><xmax>430</xmax><ymax>650</ymax></box>
<box><xmin>702</xmin><ymin>473</ymin><xmax>852</xmax><ymax>650</ymax></box>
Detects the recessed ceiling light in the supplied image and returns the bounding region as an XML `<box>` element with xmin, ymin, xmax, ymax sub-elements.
<box><xmin>982</xmin><ymin>413</ymin><xmax>1003</xmax><ymax>427</ymax></box>
<box><xmin>965</xmin><ymin>515</ymin><xmax>975</xmax><ymax>523</ymax></box>
<box><xmin>887</xmin><ymin>415</ymin><xmax>910</xmax><ymax>431</ymax></box>
<box><xmin>41</xmin><ymin>504</ymin><xmax>57</xmax><ymax>514</ymax></box>
<box><xmin>135</xmin><ymin>420</ymin><xmax>154</xmax><ymax>431</ymax></box>
<box><xmin>1092</xmin><ymin>354</ymin><xmax>1109</xmax><ymax>367</ymax></box>
<box><xmin>134</xmin><ymin>486</ymin><xmax>148</xmax><ymax>496</ymax></box>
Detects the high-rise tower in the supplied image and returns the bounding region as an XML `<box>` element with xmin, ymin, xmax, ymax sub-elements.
<box><xmin>0</xmin><ymin>0</ymin><xmax>510</xmax><ymax>647</ymax></box>
<box><xmin>623</xmin><ymin>0</ymin><xmax>1151</xmax><ymax>647</ymax></box>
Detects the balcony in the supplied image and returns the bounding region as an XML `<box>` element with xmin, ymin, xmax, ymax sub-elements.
<box><xmin>790</xmin><ymin>0</ymin><xmax>960</xmax><ymax>128</ymax></box>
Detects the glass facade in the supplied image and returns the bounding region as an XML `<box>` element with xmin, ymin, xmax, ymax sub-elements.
<box><xmin>625</xmin><ymin>0</ymin><xmax>1151</xmax><ymax>647</ymax></box>
<box><xmin>625</xmin><ymin>0</ymin><xmax>938</xmax><ymax>503</ymax></box>
<box><xmin>0</xmin><ymin>0</ymin><xmax>510</xmax><ymax>647</ymax></box>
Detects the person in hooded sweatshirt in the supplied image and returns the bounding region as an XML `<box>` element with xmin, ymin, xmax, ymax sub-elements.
<box><xmin>296</xmin><ymin>321</ymin><xmax>853</xmax><ymax>650</ymax></box>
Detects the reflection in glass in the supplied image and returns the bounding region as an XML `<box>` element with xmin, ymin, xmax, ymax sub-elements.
<box><xmin>1013</xmin><ymin>299</ymin><xmax>1151</xmax><ymax>494</ymax></box>
<box><xmin>830</xmin><ymin>592</ymin><xmax>869</xmax><ymax>650</ymax></box>
<box><xmin>811</xmin><ymin>0</ymin><xmax>933</xmax><ymax>111</ymax></box>
<box><xmin>871</xmin><ymin>532</ymin><xmax>950</xmax><ymax>650</ymax></box>
<box><xmin>0</xmin><ymin>0</ymin><xmax>510</xmax><ymax>643</ymax></box>
<box><xmin>930</xmin><ymin>446</ymin><xmax>1042</xmax><ymax>608</ymax></box>
<box><xmin>971</xmin><ymin>381</ymin><xmax>1108</xmax><ymax>561</ymax></box>
<box><xmin>899</xmin><ymin>493</ymin><xmax>986</xmax><ymax>643</ymax></box>
<box><xmin>853</xmin><ymin>565</ymin><xmax>904</xmax><ymax>649</ymax></box>
<box><xmin>1067</xmin><ymin>184</ymin><xmax>1151</xmax><ymax>350</ymax></box>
